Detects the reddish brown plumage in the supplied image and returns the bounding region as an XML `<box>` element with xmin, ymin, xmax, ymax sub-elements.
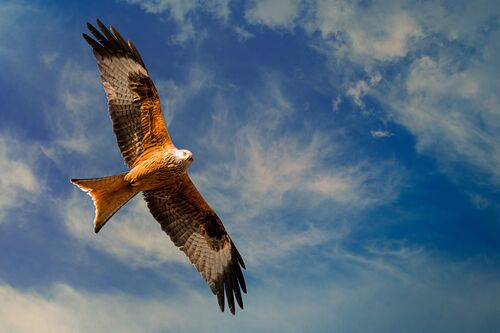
<box><xmin>72</xmin><ymin>19</ymin><xmax>246</xmax><ymax>314</ymax></box>
<box><xmin>70</xmin><ymin>173</ymin><xmax>137</xmax><ymax>233</ymax></box>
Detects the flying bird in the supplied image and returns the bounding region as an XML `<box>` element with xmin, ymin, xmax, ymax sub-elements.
<box><xmin>71</xmin><ymin>19</ymin><xmax>246</xmax><ymax>315</ymax></box>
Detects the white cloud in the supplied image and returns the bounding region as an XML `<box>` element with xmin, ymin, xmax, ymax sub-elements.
<box><xmin>410</xmin><ymin>0</ymin><xmax>500</xmax><ymax>45</ymax></box>
<box><xmin>126</xmin><ymin>0</ymin><xmax>230</xmax><ymax>19</ymax></box>
<box><xmin>0</xmin><ymin>134</ymin><xmax>41</xmax><ymax>222</ymax></box>
<box><xmin>233</xmin><ymin>26</ymin><xmax>254</xmax><ymax>41</ymax></box>
<box><xmin>0</xmin><ymin>2</ymin><xmax>116</xmax><ymax>171</ymax></box>
<box><xmin>297</xmin><ymin>0</ymin><xmax>500</xmax><ymax>184</ymax></box>
<box><xmin>195</xmin><ymin>126</ymin><xmax>403</xmax><ymax>264</ymax></box>
<box><xmin>0</xmin><ymin>282</ymin><xmax>201</xmax><ymax>333</ymax></box>
<box><xmin>124</xmin><ymin>0</ymin><xmax>231</xmax><ymax>43</ymax></box>
<box><xmin>245</xmin><ymin>0</ymin><xmax>302</xmax><ymax>29</ymax></box>
<box><xmin>332</xmin><ymin>95</ymin><xmax>342</xmax><ymax>111</ymax></box>
<box><xmin>1</xmin><ymin>246</ymin><xmax>499</xmax><ymax>333</ymax></box>
<box><xmin>370</xmin><ymin>130</ymin><xmax>393</xmax><ymax>138</ymax></box>
<box><xmin>405</xmin><ymin>56</ymin><xmax>478</xmax><ymax>98</ymax></box>
<box><xmin>61</xmin><ymin>193</ymin><xmax>186</xmax><ymax>267</ymax></box>
<box><xmin>348</xmin><ymin>12</ymin><xmax>422</xmax><ymax>61</ymax></box>
<box><xmin>39</xmin><ymin>58</ymin><xmax>123</xmax><ymax>180</ymax></box>
<box><xmin>50</xmin><ymin>60</ymin><xmax>106</xmax><ymax>154</ymax></box>
<box><xmin>347</xmin><ymin>80</ymin><xmax>371</xmax><ymax>108</ymax></box>
<box><xmin>217</xmin><ymin>129</ymin><xmax>400</xmax><ymax>211</ymax></box>
<box><xmin>300</xmin><ymin>1</ymin><xmax>423</xmax><ymax>63</ymax></box>
<box><xmin>379</xmin><ymin>51</ymin><xmax>500</xmax><ymax>183</ymax></box>
<box><xmin>190</xmin><ymin>73</ymin><xmax>404</xmax><ymax>265</ymax></box>
<box><xmin>120</xmin><ymin>0</ymin><xmax>500</xmax><ymax>187</ymax></box>
<box><xmin>346</xmin><ymin>72</ymin><xmax>381</xmax><ymax>109</ymax></box>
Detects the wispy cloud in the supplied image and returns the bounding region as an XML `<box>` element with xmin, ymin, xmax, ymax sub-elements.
<box><xmin>61</xmin><ymin>193</ymin><xmax>187</xmax><ymax>267</ymax></box>
<box><xmin>245</xmin><ymin>0</ymin><xmax>302</xmax><ymax>29</ymax></box>
<box><xmin>0</xmin><ymin>2</ymin><xmax>117</xmax><ymax>173</ymax></box>
<box><xmin>47</xmin><ymin>60</ymin><xmax>107</xmax><ymax>155</ymax></box>
<box><xmin>0</xmin><ymin>282</ymin><xmax>202</xmax><ymax>333</ymax></box>
<box><xmin>1</xmin><ymin>246</ymin><xmax>499</xmax><ymax>333</ymax></box>
<box><xmin>307</xmin><ymin>2</ymin><xmax>422</xmax><ymax>64</ymax></box>
<box><xmin>0</xmin><ymin>134</ymin><xmax>41</xmax><ymax>222</ymax></box>
<box><xmin>233</xmin><ymin>26</ymin><xmax>254</xmax><ymax>41</ymax></box>
<box><xmin>252</xmin><ymin>0</ymin><xmax>500</xmax><ymax>185</ymax></box>
<box><xmin>189</xmin><ymin>72</ymin><xmax>405</xmax><ymax>265</ymax></box>
<box><xmin>379</xmin><ymin>50</ymin><xmax>500</xmax><ymax>183</ymax></box>
<box><xmin>346</xmin><ymin>72</ymin><xmax>381</xmax><ymax>110</ymax></box>
<box><xmin>124</xmin><ymin>0</ymin><xmax>231</xmax><ymax>43</ymax></box>
<box><xmin>370</xmin><ymin>130</ymin><xmax>393</xmax><ymax>139</ymax></box>
<box><xmin>121</xmin><ymin>0</ymin><xmax>500</xmax><ymax>187</ymax></box>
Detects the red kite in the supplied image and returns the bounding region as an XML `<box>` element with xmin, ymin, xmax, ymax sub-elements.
<box><xmin>71</xmin><ymin>20</ymin><xmax>246</xmax><ymax>315</ymax></box>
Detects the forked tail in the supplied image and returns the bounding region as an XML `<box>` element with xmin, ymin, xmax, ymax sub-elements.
<box><xmin>70</xmin><ymin>172</ymin><xmax>137</xmax><ymax>233</ymax></box>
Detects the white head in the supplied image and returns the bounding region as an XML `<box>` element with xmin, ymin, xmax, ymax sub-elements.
<box><xmin>175</xmin><ymin>149</ymin><xmax>194</xmax><ymax>167</ymax></box>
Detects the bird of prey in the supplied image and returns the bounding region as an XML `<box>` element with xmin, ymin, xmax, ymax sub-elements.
<box><xmin>71</xmin><ymin>20</ymin><xmax>246</xmax><ymax>315</ymax></box>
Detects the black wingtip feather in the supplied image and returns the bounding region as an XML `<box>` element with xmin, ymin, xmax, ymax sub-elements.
<box><xmin>214</xmin><ymin>254</ymin><xmax>247</xmax><ymax>314</ymax></box>
<box><xmin>232</xmin><ymin>242</ymin><xmax>246</xmax><ymax>269</ymax></box>
<box><xmin>127</xmin><ymin>40</ymin><xmax>146</xmax><ymax>67</ymax></box>
<box><xmin>95</xmin><ymin>19</ymin><xmax>121</xmax><ymax>51</ymax></box>
<box><xmin>234</xmin><ymin>261</ymin><xmax>247</xmax><ymax>294</ymax></box>
<box><xmin>110</xmin><ymin>25</ymin><xmax>129</xmax><ymax>50</ymax></box>
<box><xmin>82</xmin><ymin>32</ymin><xmax>107</xmax><ymax>56</ymax></box>
<box><xmin>83</xmin><ymin>19</ymin><xmax>147</xmax><ymax>69</ymax></box>
<box><xmin>143</xmin><ymin>181</ymin><xmax>247</xmax><ymax>315</ymax></box>
<box><xmin>95</xmin><ymin>19</ymin><xmax>107</xmax><ymax>34</ymax></box>
<box><xmin>232</xmin><ymin>270</ymin><xmax>244</xmax><ymax>309</ymax></box>
<box><xmin>86</xmin><ymin>22</ymin><xmax>110</xmax><ymax>47</ymax></box>
<box><xmin>224</xmin><ymin>272</ymin><xmax>236</xmax><ymax>315</ymax></box>
<box><xmin>217</xmin><ymin>283</ymin><xmax>225</xmax><ymax>312</ymax></box>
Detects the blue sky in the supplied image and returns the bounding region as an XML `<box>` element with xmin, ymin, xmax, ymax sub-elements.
<box><xmin>1</xmin><ymin>0</ymin><xmax>499</xmax><ymax>332</ymax></box>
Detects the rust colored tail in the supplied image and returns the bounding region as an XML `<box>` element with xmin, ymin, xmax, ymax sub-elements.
<box><xmin>71</xmin><ymin>172</ymin><xmax>137</xmax><ymax>233</ymax></box>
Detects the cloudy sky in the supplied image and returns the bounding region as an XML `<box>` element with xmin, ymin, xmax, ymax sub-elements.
<box><xmin>1</xmin><ymin>0</ymin><xmax>500</xmax><ymax>332</ymax></box>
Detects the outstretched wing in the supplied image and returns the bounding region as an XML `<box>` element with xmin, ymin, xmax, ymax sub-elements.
<box><xmin>83</xmin><ymin>19</ymin><xmax>173</xmax><ymax>168</ymax></box>
<box><xmin>143</xmin><ymin>174</ymin><xmax>247</xmax><ymax>315</ymax></box>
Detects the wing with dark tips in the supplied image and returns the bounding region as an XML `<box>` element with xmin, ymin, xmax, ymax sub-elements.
<box><xmin>83</xmin><ymin>19</ymin><xmax>173</xmax><ymax>168</ymax></box>
<box><xmin>143</xmin><ymin>174</ymin><xmax>247</xmax><ymax>315</ymax></box>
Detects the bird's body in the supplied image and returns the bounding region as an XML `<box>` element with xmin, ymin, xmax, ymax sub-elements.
<box><xmin>71</xmin><ymin>20</ymin><xmax>246</xmax><ymax>315</ymax></box>
<box><xmin>126</xmin><ymin>148</ymin><xmax>193</xmax><ymax>191</ymax></box>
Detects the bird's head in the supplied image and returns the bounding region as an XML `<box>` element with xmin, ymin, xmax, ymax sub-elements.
<box><xmin>175</xmin><ymin>149</ymin><xmax>194</xmax><ymax>167</ymax></box>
